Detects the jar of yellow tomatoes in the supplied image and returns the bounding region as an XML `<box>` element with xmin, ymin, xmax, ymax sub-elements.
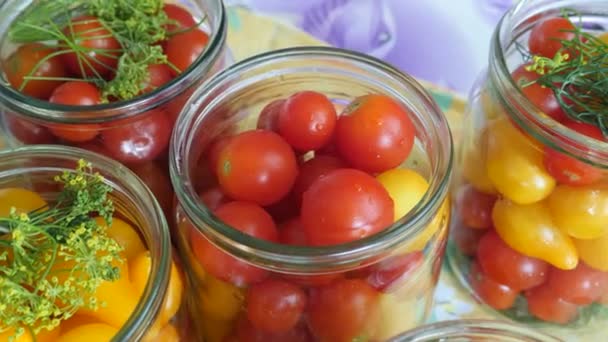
<box><xmin>389</xmin><ymin>320</ymin><xmax>562</xmax><ymax>342</ymax></box>
<box><xmin>0</xmin><ymin>145</ymin><xmax>186</xmax><ymax>342</ymax></box>
<box><xmin>0</xmin><ymin>0</ymin><xmax>230</xmax><ymax>217</ymax></box>
<box><xmin>170</xmin><ymin>47</ymin><xmax>453</xmax><ymax>341</ymax></box>
<box><xmin>448</xmin><ymin>0</ymin><xmax>608</xmax><ymax>339</ymax></box>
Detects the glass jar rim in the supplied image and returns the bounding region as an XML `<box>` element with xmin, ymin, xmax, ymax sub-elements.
<box><xmin>0</xmin><ymin>0</ymin><xmax>227</xmax><ymax>124</ymax></box>
<box><xmin>489</xmin><ymin>0</ymin><xmax>608</xmax><ymax>167</ymax></box>
<box><xmin>170</xmin><ymin>46</ymin><xmax>453</xmax><ymax>274</ymax></box>
<box><xmin>0</xmin><ymin>145</ymin><xmax>172</xmax><ymax>341</ymax></box>
<box><xmin>388</xmin><ymin>319</ymin><xmax>563</xmax><ymax>341</ymax></box>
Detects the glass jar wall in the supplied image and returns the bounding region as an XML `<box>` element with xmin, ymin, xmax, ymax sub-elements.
<box><xmin>0</xmin><ymin>145</ymin><xmax>187</xmax><ymax>341</ymax></box>
<box><xmin>389</xmin><ymin>320</ymin><xmax>562</xmax><ymax>342</ymax></box>
<box><xmin>170</xmin><ymin>47</ymin><xmax>453</xmax><ymax>341</ymax></box>
<box><xmin>448</xmin><ymin>0</ymin><xmax>608</xmax><ymax>339</ymax></box>
<box><xmin>0</xmin><ymin>0</ymin><xmax>230</xmax><ymax>217</ymax></box>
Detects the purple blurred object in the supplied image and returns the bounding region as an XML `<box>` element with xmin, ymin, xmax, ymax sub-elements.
<box><xmin>228</xmin><ymin>0</ymin><xmax>511</xmax><ymax>94</ymax></box>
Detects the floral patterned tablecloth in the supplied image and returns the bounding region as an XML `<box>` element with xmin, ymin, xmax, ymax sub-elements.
<box><xmin>224</xmin><ymin>7</ymin><xmax>603</xmax><ymax>341</ymax></box>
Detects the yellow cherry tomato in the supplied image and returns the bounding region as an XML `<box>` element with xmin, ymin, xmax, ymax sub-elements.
<box><xmin>0</xmin><ymin>326</ymin><xmax>60</xmax><ymax>342</ymax></box>
<box><xmin>143</xmin><ymin>324</ymin><xmax>180</xmax><ymax>342</ymax></box>
<box><xmin>377</xmin><ymin>168</ymin><xmax>428</xmax><ymax>221</ymax></box>
<box><xmin>0</xmin><ymin>188</ymin><xmax>47</xmax><ymax>217</ymax></box>
<box><xmin>480</xmin><ymin>88</ymin><xmax>504</xmax><ymax>120</ymax></box>
<box><xmin>201</xmin><ymin>317</ymin><xmax>234</xmax><ymax>342</ymax></box>
<box><xmin>95</xmin><ymin>216</ymin><xmax>146</xmax><ymax>261</ymax></box>
<box><xmin>599</xmin><ymin>32</ymin><xmax>608</xmax><ymax>44</ymax></box>
<box><xmin>59</xmin><ymin>314</ymin><xmax>100</xmax><ymax>334</ymax></box>
<box><xmin>461</xmin><ymin>145</ymin><xmax>497</xmax><ymax>195</ymax></box>
<box><xmin>78</xmin><ymin>260</ymin><xmax>139</xmax><ymax>328</ymax></box>
<box><xmin>492</xmin><ymin>198</ymin><xmax>578</xmax><ymax>270</ymax></box>
<box><xmin>485</xmin><ymin>118</ymin><xmax>555</xmax><ymax>204</ymax></box>
<box><xmin>574</xmin><ymin>233</ymin><xmax>608</xmax><ymax>272</ymax></box>
<box><xmin>131</xmin><ymin>251</ymin><xmax>183</xmax><ymax>325</ymax></box>
<box><xmin>405</xmin><ymin>198</ymin><xmax>450</xmax><ymax>253</ymax></box>
<box><xmin>199</xmin><ymin>274</ymin><xmax>245</xmax><ymax>321</ymax></box>
<box><xmin>57</xmin><ymin>323</ymin><xmax>118</xmax><ymax>342</ymax></box>
<box><xmin>548</xmin><ymin>185</ymin><xmax>608</xmax><ymax>240</ymax></box>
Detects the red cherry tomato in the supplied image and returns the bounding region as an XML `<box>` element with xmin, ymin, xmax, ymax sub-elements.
<box><xmin>257</xmin><ymin>99</ymin><xmax>285</xmax><ymax>132</ymax></box>
<box><xmin>335</xmin><ymin>94</ymin><xmax>415</xmax><ymax>173</ymax></box>
<box><xmin>291</xmin><ymin>155</ymin><xmax>345</xmax><ymax>207</ymax></box>
<box><xmin>456</xmin><ymin>185</ymin><xmax>496</xmax><ymax>229</ymax></box>
<box><xmin>528</xmin><ymin>17</ymin><xmax>577</xmax><ymax>58</ymax></box>
<box><xmin>165</xmin><ymin>29</ymin><xmax>209</xmax><ymax>75</ymax></box>
<box><xmin>216</xmin><ymin>130</ymin><xmax>298</xmax><ymax>206</ymax></box>
<box><xmin>5</xmin><ymin>115</ymin><xmax>55</xmax><ymax>144</ymax></box>
<box><xmin>544</xmin><ymin>121</ymin><xmax>604</xmax><ymax>186</ymax></box>
<box><xmin>365</xmin><ymin>251</ymin><xmax>424</xmax><ymax>292</ymax></box>
<box><xmin>547</xmin><ymin>262</ymin><xmax>608</xmax><ymax>305</ymax></box>
<box><xmin>477</xmin><ymin>231</ymin><xmax>549</xmax><ymax>291</ymax></box>
<box><xmin>190</xmin><ymin>201</ymin><xmax>278</xmax><ymax>287</ymax></box>
<box><xmin>143</xmin><ymin>64</ymin><xmax>173</xmax><ymax>93</ymax></box>
<box><xmin>48</xmin><ymin>81</ymin><xmax>102</xmax><ymax>142</ymax></box>
<box><xmin>234</xmin><ymin>315</ymin><xmax>311</xmax><ymax>342</ymax></box>
<box><xmin>3</xmin><ymin>43</ymin><xmax>67</xmax><ymax>99</ymax></box>
<box><xmin>301</xmin><ymin>168</ymin><xmax>394</xmax><ymax>246</ymax></box>
<box><xmin>206</xmin><ymin>135</ymin><xmax>233</xmax><ymax>175</ymax></box>
<box><xmin>279</xmin><ymin>218</ymin><xmax>308</xmax><ymax>246</ymax></box>
<box><xmin>452</xmin><ymin>224</ymin><xmax>485</xmax><ymax>256</ymax></box>
<box><xmin>130</xmin><ymin>162</ymin><xmax>174</xmax><ymax>216</ymax></box>
<box><xmin>77</xmin><ymin>142</ymin><xmax>112</xmax><ymax>158</ymax></box>
<box><xmin>198</xmin><ymin>186</ymin><xmax>230</xmax><ymax>211</ymax></box>
<box><xmin>470</xmin><ymin>262</ymin><xmax>518</xmax><ymax>310</ymax></box>
<box><xmin>277</xmin><ymin>91</ymin><xmax>337</xmax><ymax>151</ymax></box>
<box><xmin>163</xmin><ymin>3</ymin><xmax>197</xmax><ymax>33</ymax></box>
<box><xmin>62</xmin><ymin>15</ymin><xmax>121</xmax><ymax>78</ymax></box>
<box><xmin>246</xmin><ymin>279</ymin><xmax>307</xmax><ymax>334</ymax></box>
<box><xmin>525</xmin><ymin>284</ymin><xmax>579</xmax><ymax>324</ymax></box>
<box><xmin>307</xmin><ymin>278</ymin><xmax>380</xmax><ymax>342</ymax></box>
<box><xmin>511</xmin><ymin>64</ymin><xmax>566</xmax><ymax>121</ymax></box>
<box><xmin>101</xmin><ymin>109</ymin><xmax>172</xmax><ymax>164</ymax></box>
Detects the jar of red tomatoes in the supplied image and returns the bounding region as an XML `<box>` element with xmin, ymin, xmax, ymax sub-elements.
<box><xmin>448</xmin><ymin>0</ymin><xmax>608</xmax><ymax>339</ymax></box>
<box><xmin>0</xmin><ymin>145</ymin><xmax>188</xmax><ymax>341</ymax></box>
<box><xmin>170</xmin><ymin>47</ymin><xmax>453</xmax><ymax>341</ymax></box>
<box><xmin>0</xmin><ymin>0</ymin><xmax>230</xmax><ymax>216</ymax></box>
<box><xmin>388</xmin><ymin>320</ymin><xmax>562</xmax><ymax>342</ymax></box>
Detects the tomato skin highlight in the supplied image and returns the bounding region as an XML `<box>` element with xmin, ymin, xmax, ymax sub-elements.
<box><xmin>528</xmin><ymin>17</ymin><xmax>577</xmax><ymax>58</ymax></box>
<box><xmin>511</xmin><ymin>64</ymin><xmax>566</xmax><ymax>121</ymax></box>
<box><xmin>246</xmin><ymin>279</ymin><xmax>307</xmax><ymax>334</ymax></box>
<box><xmin>101</xmin><ymin>108</ymin><xmax>172</xmax><ymax>164</ymax></box>
<box><xmin>525</xmin><ymin>284</ymin><xmax>579</xmax><ymax>324</ymax></box>
<box><xmin>190</xmin><ymin>201</ymin><xmax>278</xmax><ymax>287</ymax></box>
<box><xmin>216</xmin><ymin>130</ymin><xmax>298</xmax><ymax>206</ymax></box>
<box><xmin>278</xmin><ymin>91</ymin><xmax>337</xmax><ymax>151</ymax></box>
<box><xmin>477</xmin><ymin>230</ymin><xmax>549</xmax><ymax>291</ymax></box>
<box><xmin>335</xmin><ymin>94</ymin><xmax>416</xmax><ymax>173</ymax></box>
<box><xmin>62</xmin><ymin>15</ymin><xmax>121</xmax><ymax>78</ymax></box>
<box><xmin>470</xmin><ymin>262</ymin><xmax>519</xmax><ymax>310</ymax></box>
<box><xmin>165</xmin><ymin>29</ymin><xmax>209</xmax><ymax>75</ymax></box>
<box><xmin>301</xmin><ymin>168</ymin><xmax>394</xmax><ymax>246</ymax></box>
<box><xmin>307</xmin><ymin>278</ymin><xmax>380</xmax><ymax>342</ymax></box>
<box><xmin>547</xmin><ymin>262</ymin><xmax>608</xmax><ymax>305</ymax></box>
<box><xmin>4</xmin><ymin>43</ymin><xmax>67</xmax><ymax>99</ymax></box>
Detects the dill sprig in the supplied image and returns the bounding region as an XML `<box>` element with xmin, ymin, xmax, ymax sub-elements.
<box><xmin>0</xmin><ymin>160</ymin><xmax>123</xmax><ymax>339</ymax></box>
<box><xmin>525</xmin><ymin>16</ymin><xmax>608</xmax><ymax>136</ymax></box>
<box><xmin>6</xmin><ymin>0</ymin><xmax>183</xmax><ymax>101</ymax></box>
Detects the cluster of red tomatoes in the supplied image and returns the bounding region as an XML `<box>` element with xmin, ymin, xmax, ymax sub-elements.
<box><xmin>454</xmin><ymin>17</ymin><xmax>608</xmax><ymax>325</ymax></box>
<box><xmin>3</xmin><ymin>3</ymin><xmax>208</xmax><ymax>164</ymax></box>
<box><xmin>184</xmin><ymin>91</ymin><xmax>426</xmax><ymax>341</ymax></box>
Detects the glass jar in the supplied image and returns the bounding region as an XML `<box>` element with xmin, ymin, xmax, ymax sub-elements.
<box><xmin>388</xmin><ymin>320</ymin><xmax>562</xmax><ymax>342</ymax></box>
<box><xmin>0</xmin><ymin>0</ymin><xmax>230</xmax><ymax>217</ymax></box>
<box><xmin>448</xmin><ymin>0</ymin><xmax>608</xmax><ymax>339</ymax></box>
<box><xmin>170</xmin><ymin>47</ymin><xmax>453</xmax><ymax>341</ymax></box>
<box><xmin>0</xmin><ymin>145</ymin><xmax>186</xmax><ymax>341</ymax></box>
